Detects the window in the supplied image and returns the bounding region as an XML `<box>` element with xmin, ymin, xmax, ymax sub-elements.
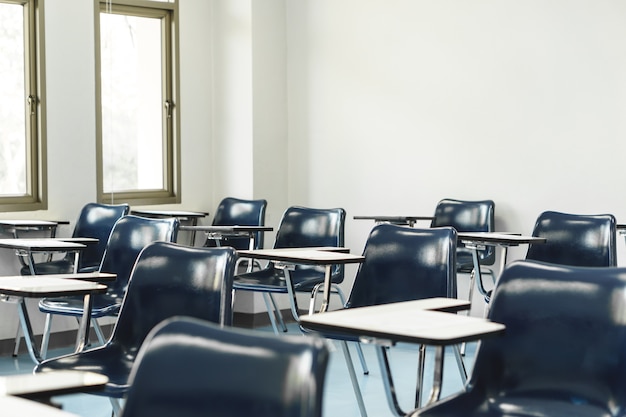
<box><xmin>96</xmin><ymin>0</ymin><xmax>179</xmax><ymax>205</ymax></box>
<box><xmin>0</xmin><ymin>0</ymin><xmax>46</xmax><ymax>211</ymax></box>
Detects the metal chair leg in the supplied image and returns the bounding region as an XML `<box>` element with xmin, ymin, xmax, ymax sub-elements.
<box><xmin>415</xmin><ymin>344</ymin><xmax>426</xmax><ymax>408</ymax></box>
<box><xmin>309</xmin><ymin>282</ymin><xmax>347</xmax><ymax>314</ymax></box>
<box><xmin>452</xmin><ymin>344</ymin><xmax>468</xmax><ymax>384</ymax></box>
<box><xmin>68</xmin><ymin>316</ymin><xmax>107</xmax><ymax>349</ymax></box>
<box><xmin>40</xmin><ymin>313</ymin><xmax>53</xmax><ymax>359</ymax></box>
<box><xmin>354</xmin><ymin>340</ymin><xmax>369</xmax><ymax>375</ymax></box>
<box><xmin>13</xmin><ymin>325</ymin><xmax>21</xmax><ymax>357</ymax></box>
<box><xmin>341</xmin><ymin>341</ymin><xmax>368</xmax><ymax>417</ymax></box>
<box><xmin>268</xmin><ymin>293</ymin><xmax>288</xmax><ymax>332</ymax></box>
<box><xmin>309</xmin><ymin>283</ymin><xmax>369</xmax><ymax>375</ymax></box>
<box><xmin>262</xmin><ymin>293</ymin><xmax>281</xmax><ymax>335</ymax></box>
<box><xmin>92</xmin><ymin>319</ymin><xmax>106</xmax><ymax>344</ymax></box>
<box><xmin>109</xmin><ymin>397</ymin><xmax>122</xmax><ymax>417</ymax></box>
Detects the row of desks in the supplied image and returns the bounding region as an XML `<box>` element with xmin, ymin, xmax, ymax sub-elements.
<box><xmin>0</xmin><ymin>222</ymin><xmax>538</xmax><ymax>417</ymax></box>
<box><xmin>0</xmin><ymin>214</ymin><xmax>616</xmax><ymax>416</ymax></box>
<box><xmin>0</xmin><ymin>296</ymin><xmax>503</xmax><ymax>417</ymax></box>
<box><xmin>0</xmin><ymin>216</ymin><xmax>545</xmax><ymax>366</ymax></box>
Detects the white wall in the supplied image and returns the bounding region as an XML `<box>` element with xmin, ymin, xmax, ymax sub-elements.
<box><xmin>286</xmin><ymin>0</ymin><xmax>626</xmax><ymax>289</ymax></box>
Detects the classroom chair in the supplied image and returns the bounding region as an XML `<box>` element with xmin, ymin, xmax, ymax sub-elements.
<box><xmin>413</xmin><ymin>259</ymin><xmax>626</xmax><ymax>417</ymax></box>
<box><xmin>120</xmin><ymin>316</ymin><xmax>328</xmax><ymax>417</ymax></box>
<box><xmin>37</xmin><ymin>215</ymin><xmax>179</xmax><ymax>355</ymax></box>
<box><xmin>35</xmin><ymin>242</ymin><xmax>237</xmax><ymax>416</ymax></box>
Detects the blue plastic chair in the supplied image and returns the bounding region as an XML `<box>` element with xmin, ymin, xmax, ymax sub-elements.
<box><xmin>35</xmin><ymin>242</ymin><xmax>237</xmax><ymax>416</ymax></box>
<box><xmin>233</xmin><ymin>206</ymin><xmax>346</xmax><ymax>333</ymax></box>
<box><xmin>482</xmin><ymin>211</ymin><xmax>617</xmax><ymax>305</ymax></box>
<box><xmin>120</xmin><ymin>316</ymin><xmax>328</xmax><ymax>417</ymax></box>
<box><xmin>414</xmin><ymin>259</ymin><xmax>626</xmax><ymax>417</ymax></box>
<box><xmin>38</xmin><ymin>215</ymin><xmax>179</xmax><ymax>354</ymax></box>
<box><xmin>304</xmin><ymin>223</ymin><xmax>459</xmax><ymax>417</ymax></box>
<box><xmin>20</xmin><ymin>202</ymin><xmax>129</xmax><ymax>275</ymax></box>
<box><xmin>204</xmin><ymin>197</ymin><xmax>268</xmax><ymax>250</ymax></box>
<box><xmin>431</xmin><ymin>198</ymin><xmax>495</xmax><ymax>302</ymax></box>
<box><xmin>525</xmin><ymin>210</ymin><xmax>617</xmax><ymax>267</ymax></box>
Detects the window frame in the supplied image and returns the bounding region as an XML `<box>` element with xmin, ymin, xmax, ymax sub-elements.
<box><xmin>0</xmin><ymin>0</ymin><xmax>47</xmax><ymax>212</ymax></box>
<box><xmin>95</xmin><ymin>0</ymin><xmax>180</xmax><ymax>206</ymax></box>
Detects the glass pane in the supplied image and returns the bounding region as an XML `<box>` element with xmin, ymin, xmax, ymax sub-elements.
<box><xmin>101</xmin><ymin>12</ymin><xmax>164</xmax><ymax>193</ymax></box>
<box><xmin>0</xmin><ymin>3</ymin><xmax>27</xmax><ymax>196</ymax></box>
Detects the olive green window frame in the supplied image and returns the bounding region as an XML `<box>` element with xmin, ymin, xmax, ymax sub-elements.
<box><xmin>0</xmin><ymin>0</ymin><xmax>47</xmax><ymax>212</ymax></box>
<box><xmin>95</xmin><ymin>0</ymin><xmax>180</xmax><ymax>205</ymax></box>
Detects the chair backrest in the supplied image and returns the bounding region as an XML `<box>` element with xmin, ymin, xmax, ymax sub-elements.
<box><xmin>347</xmin><ymin>224</ymin><xmax>457</xmax><ymax>308</ymax></box>
<box><xmin>525</xmin><ymin>210</ymin><xmax>617</xmax><ymax>267</ymax></box>
<box><xmin>121</xmin><ymin>316</ymin><xmax>329</xmax><ymax>417</ymax></box>
<box><xmin>111</xmin><ymin>242</ymin><xmax>237</xmax><ymax>358</ymax></box>
<box><xmin>469</xmin><ymin>260</ymin><xmax>626</xmax><ymax>412</ymax></box>
<box><xmin>99</xmin><ymin>215</ymin><xmax>179</xmax><ymax>300</ymax></box>
<box><xmin>207</xmin><ymin>197</ymin><xmax>268</xmax><ymax>250</ymax></box>
<box><xmin>273</xmin><ymin>206</ymin><xmax>346</xmax><ymax>282</ymax></box>
<box><xmin>71</xmin><ymin>202</ymin><xmax>130</xmax><ymax>270</ymax></box>
<box><xmin>431</xmin><ymin>198</ymin><xmax>495</xmax><ymax>268</ymax></box>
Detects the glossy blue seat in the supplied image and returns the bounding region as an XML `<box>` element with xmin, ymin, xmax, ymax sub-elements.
<box><xmin>120</xmin><ymin>316</ymin><xmax>329</xmax><ymax>417</ymax></box>
<box><xmin>233</xmin><ymin>206</ymin><xmax>346</xmax><ymax>332</ymax></box>
<box><xmin>20</xmin><ymin>202</ymin><xmax>129</xmax><ymax>275</ymax></box>
<box><xmin>414</xmin><ymin>260</ymin><xmax>626</xmax><ymax>417</ymax></box>
<box><xmin>304</xmin><ymin>223</ymin><xmax>459</xmax><ymax>417</ymax></box>
<box><xmin>431</xmin><ymin>198</ymin><xmax>496</xmax><ymax>272</ymax></box>
<box><xmin>37</xmin><ymin>215</ymin><xmax>179</xmax><ymax>353</ymax></box>
<box><xmin>482</xmin><ymin>211</ymin><xmax>617</xmax><ymax>305</ymax></box>
<box><xmin>35</xmin><ymin>242</ymin><xmax>237</xmax><ymax>416</ymax></box>
<box><xmin>204</xmin><ymin>197</ymin><xmax>268</xmax><ymax>250</ymax></box>
<box><xmin>525</xmin><ymin>210</ymin><xmax>617</xmax><ymax>266</ymax></box>
<box><xmin>431</xmin><ymin>199</ymin><xmax>495</xmax><ymax>306</ymax></box>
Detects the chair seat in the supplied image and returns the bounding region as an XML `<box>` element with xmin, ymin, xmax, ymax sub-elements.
<box><xmin>234</xmin><ymin>266</ymin><xmax>340</xmax><ymax>293</ymax></box>
<box><xmin>36</xmin><ymin>344</ymin><xmax>133</xmax><ymax>398</ymax></box>
<box><xmin>38</xmin><ymin>293</ymin><xmax>123</xmax><ymax>318</ymax></box>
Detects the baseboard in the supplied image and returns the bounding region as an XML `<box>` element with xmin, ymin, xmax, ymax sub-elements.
<box><xmin>233</xmin><ymin>309</ymin><xmax>297</xmax><ymax>328</ymax></box>
<box><xmin>0</xmin><ymin>324</ymin><xmax>115</xmax><ymax>357</ymax></box>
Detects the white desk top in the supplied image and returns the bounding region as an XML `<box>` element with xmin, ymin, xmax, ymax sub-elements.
<box><xmin>301</xmin><ymin>299</ymin><xmax>505</xmax><ymax>345</ymax></box>
<box><xmin>0</xmin><ymin>272</ymin><xmax>116</xmax><ymax>282</ymax></box>
<box><xmin>456</xmin><ymin>231</ymin><xmax>546</xmax><ymax>245</ymax></box>
<box><xmin>0</xmin><ymin>371</ymin><xmax>108</xmax><ymax>397</ymax></box>
<box><xmin>0</xmin><ymin>238</ymin><xmax>86</xmax><ymax>251</ymax></box>
<box><xmin>180</xmin><ymin>225</ymin><xmax>273</xmax><ymax>233</ymax></box>
<box><xmin>238</xmin><ymin>248</ymin><xmax>364</xmax><ymax>265</ymax></box>
<box><xmin>0</xmin><ymin>220</ymin><xmax>69</xmax><ymax>227</ymax></box>
<box><xmin>131</xmin><ymin>209</ymin><xmax>209</xmax><ymax>218</ymax></box>
<box><xmin>354</xmin><ymin>215</ymin><xmax>435</xmax><ymax>223</ymax></box>
<box><xmin>0</xmin><ymin>276</ymin><xmax>106</xmax><ymax>297</ymax></box>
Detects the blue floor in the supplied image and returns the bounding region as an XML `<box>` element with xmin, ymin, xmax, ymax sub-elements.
<box><xmin>0</xmin><ymin>324</ymin><xmax>477</xmax><ymax>417</ymax></box>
